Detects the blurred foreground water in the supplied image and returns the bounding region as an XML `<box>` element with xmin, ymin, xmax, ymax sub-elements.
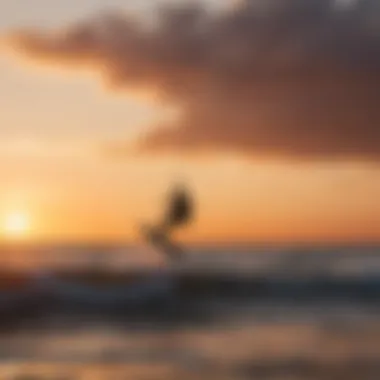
<box><xmin>0</xmin><ymin>245</ymin><xmax>379</xmax><ymax>379</ymax></box>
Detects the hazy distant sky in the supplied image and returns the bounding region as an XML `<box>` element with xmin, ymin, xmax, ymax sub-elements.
<box><xmin>0</xmin><ymin>0</ymin><xmax>379</xmax><ymax>244</ymax></box>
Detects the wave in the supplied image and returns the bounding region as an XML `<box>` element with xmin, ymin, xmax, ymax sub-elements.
<box><xmin>0</xmin><ymin>269</ymin><xmax>378</xmax><ymax>319</ymax></box>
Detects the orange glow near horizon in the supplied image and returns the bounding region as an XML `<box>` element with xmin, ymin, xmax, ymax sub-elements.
<box><xmin>0</xmin><ymin>158</ymin><xmax>379</xmax><ymax>245</ymax></box>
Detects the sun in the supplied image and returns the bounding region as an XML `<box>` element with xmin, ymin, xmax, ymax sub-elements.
<box><xmin>3</xmin><ymin>211</ymin><xmax>31</xmax><ymax>238</ymax></box>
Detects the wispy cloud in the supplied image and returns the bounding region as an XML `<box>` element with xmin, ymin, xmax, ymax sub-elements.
<box><xmin>4</xmin><ymin>0</ymin><xmax>380</xmax><ymax>161</ymax></box>
<box><xmin>0</xmin><ymin>137</ymin><xmax>93</xmax><ymax>158</ymax></box>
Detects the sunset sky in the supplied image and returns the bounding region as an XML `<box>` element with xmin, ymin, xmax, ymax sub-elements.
<box><xmin>0</xmin><ymin>0</ymin><xmax>379</xmax><ymax>244</ymax></box>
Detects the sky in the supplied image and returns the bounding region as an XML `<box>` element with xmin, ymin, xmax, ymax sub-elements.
<box><xmin>0</xmin><ymin>0</ymin><xmax>379</xmax><ymax>244</ymax></box>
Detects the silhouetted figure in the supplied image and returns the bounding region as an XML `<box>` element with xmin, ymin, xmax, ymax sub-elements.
<box><xmin>162</xmin><ymin>184</ymin><xmax>193</xmax><ymax>233</ymax></box>
<box><xmin>141</xmin><ymin>184</ymin><xmax>194</xmax><ymax>261</ymax></box>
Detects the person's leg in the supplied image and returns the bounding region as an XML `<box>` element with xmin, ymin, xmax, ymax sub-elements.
<box><xmin>141</xmin><ymin>223</ymin><xmax>184</xmax><ymax>262</ymax></box>
<box><xmin>155</xmin><ymin>234</ymin><xmax>184</xmax><ymax>262</ymax></box>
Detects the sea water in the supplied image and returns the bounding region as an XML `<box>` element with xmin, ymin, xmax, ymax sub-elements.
<box><xmin>0</xmin><ymin>245</ymin><xmax>379</xmax><ymax>379</ymax></box>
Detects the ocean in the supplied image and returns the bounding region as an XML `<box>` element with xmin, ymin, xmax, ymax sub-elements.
<box><xmin>0</xmin><ymin>245</ymin><xmax>379</xmax><ymax>379</ymax></box>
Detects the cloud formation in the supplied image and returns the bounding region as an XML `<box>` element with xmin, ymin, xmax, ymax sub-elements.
<box><xmin>5</xmin><ymin>0</ymin><xmax>380</xmax><ymax>160</ymax></box>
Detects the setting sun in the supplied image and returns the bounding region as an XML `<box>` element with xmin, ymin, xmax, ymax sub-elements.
<box><xmin>3</xmin><ymin>211</ymin><xmax>31</xmax><ymax>239</ymax></box>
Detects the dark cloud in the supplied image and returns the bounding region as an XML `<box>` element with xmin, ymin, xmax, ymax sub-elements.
<box><xmin>5</xmin><ymin>0</ymin><xmax>380</xmax><ymax>160</ymax></box>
